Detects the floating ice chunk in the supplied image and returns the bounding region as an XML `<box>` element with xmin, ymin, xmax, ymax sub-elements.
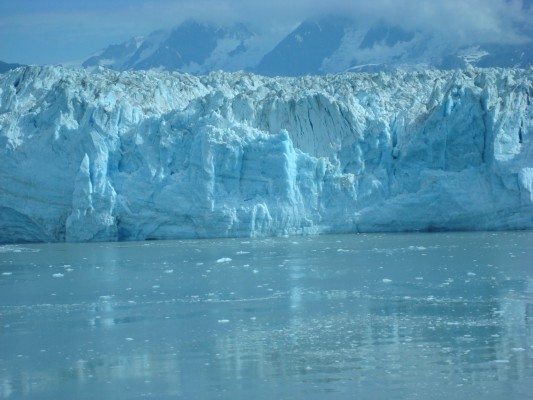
<box><xmin>0</xmin><ymin>246</ymin><xmax>40</xmax><ymax>253</ymax></box>
<box><xmin>217</xmin><ymin>319</ymin><xmax>230</xmax><ymax>323</ymax></box>
<box><xmin>164</xmin><ymin>269</ymin><xmax>174</xmax><ymax>273</ymax></box>
<box><xmin>511</xmin><ymin>347</ymin><xmax>525</xmax><ymax>352</ymax></box>
<box><xmin>2</xmin><ymin>272</ymin><xmax>13</xmax><ymax>276</ymax></box>
<box><xmin>467</xmin><ymin>272</ymin><xmax>476</xmax><ymax>276</ymax></box>
<box><xmin>382</xmin><ymin>278</ymin><xmax>392</xmax><ymax>283</ymax></box>
<box><xmin>52</xmin><ymin>273</ymin><xmax>64</xmax><ymax>278</ymax></box>
<box><xmin>125</xmin><ymin>337</ymin><xmax>134</xmax><ymax>341</ymax></box>
<box><xmin>408</xmin><ymin>246</ymin><xmax>426</xmax><ymax>251</ymax></box>
<box><xmin>236</xmin><ymin>251</ymin><xmax>250</xmax><ymax>255</ymax></box>
<box><xmin>216</xmin><ymin>258</ymin><xmax>232</xmax><ymax>263</ymax></box>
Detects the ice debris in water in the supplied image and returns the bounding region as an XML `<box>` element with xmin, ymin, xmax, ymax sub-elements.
<box><xmin>216</xmin><ymin>258</ymin><xmax>232</xmax><ymax>263</ymax></box>
<box><xmin>408</xmin><ymin>246</ymin><xmax>427</xmax><ymax>251</ymax></box>
<box><xmin>52</xmin><ymin>273</ymin><xmax>64</xmax><ymax>278</ymax></box>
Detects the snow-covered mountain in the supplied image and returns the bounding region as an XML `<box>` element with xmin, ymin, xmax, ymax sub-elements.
<box><xmin>83</xmin><ymin>21</ymin><xmax>264</xmax><ymax>74</ymax></box>
<box><xmin>255</xmin><ymin>16</ymin><xmax>353</xmax><ymax>76</ymax></box>
<box><xmin>82</xmin><ymin>16</ymin><xmax>533</xmax><ymax>76</ymax></box>
<box><xmin>1</xmin><ymin>66</ymin><xmax>532</xmax><ymax>243</ymax></box>
<box><xmin>0</xmin><ymin>61</ymin><xmax>25</xmax><ymax>74</ymax></box>
<box><xmin>257</xmin><ymin>17</ymin><xmax>533</xmax><ymax>75</ymax></box>
<box><xmin>256</xmin><ymin>18</ymin><xmax>420</xmax><ymax>75</ymax></box>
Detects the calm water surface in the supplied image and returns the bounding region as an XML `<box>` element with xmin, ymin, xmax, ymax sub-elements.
<box><xmin>1</xmin><ymin>232</ymin><xmax>532</xmax><ymax>399</ymax></box>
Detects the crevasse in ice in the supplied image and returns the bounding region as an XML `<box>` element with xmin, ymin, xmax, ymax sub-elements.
<box><xmin>0</xmin><ymin>66</ymin><xmax>531</xmax><ymax>242</ymax></box>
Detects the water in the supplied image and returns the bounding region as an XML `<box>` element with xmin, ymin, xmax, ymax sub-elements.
<box><xmin>1</xmin><ymin>232</ymin><xmax>532</xmax><ymax>399</ymax></box>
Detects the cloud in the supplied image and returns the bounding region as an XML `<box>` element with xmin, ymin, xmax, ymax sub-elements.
<box><xmin>363</xmin><ymin>0</ymin><xmax>531</xmax><ymax>45</ymax></box>
<box><xmin>132</xmin><ymin>0</ymin><xmax>532</xmax><ymax>45</ymax></box>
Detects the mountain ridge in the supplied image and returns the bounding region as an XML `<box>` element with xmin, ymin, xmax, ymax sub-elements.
<box><xmin>82</xmin><ymin>16</ymin><xmax>533</xmax><ymax>76</ymax></box>
<box><xmin>0</xmin><ymin>60</ymin><xmax>25</xmax><ymax>74</ymax></box>
<box><xmin>83</xmin><ymin>20</ymin><xmax>261</xmax><ymax>74</ymax></box>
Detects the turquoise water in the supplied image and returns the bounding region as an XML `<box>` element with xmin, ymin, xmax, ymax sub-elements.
<box><xmin>1</xmin><ymin>232</ymin><xmax>532</xmax><ymax>399</ymax></box>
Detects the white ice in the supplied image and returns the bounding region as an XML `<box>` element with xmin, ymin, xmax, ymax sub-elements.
<box><xmin>0</xmin><ymin>66</ymin><xmax>532</xmax><ymax>242</ymax></box>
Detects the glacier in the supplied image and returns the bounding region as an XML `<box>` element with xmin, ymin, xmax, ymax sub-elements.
<box><xmin>0</xmin><ymin>66</ymin><xmax>532</xmax><ymax>243</ymax></box>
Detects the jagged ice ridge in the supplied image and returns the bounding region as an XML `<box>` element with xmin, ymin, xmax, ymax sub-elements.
<box><xmin>0</xmin><ymin>66</ymin><xmax>532</xmax><ymax>243</ymax></box>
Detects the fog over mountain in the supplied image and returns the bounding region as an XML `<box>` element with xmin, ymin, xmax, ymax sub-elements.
<box><xmin>2</xmin><ymin>0</ymin><xmax>531</xmax><ymax>68</ymax></box>
<box><xmin>82</xmin><ymin>12</ymin><xmax>533</xmax><ymax>76</ymax></box>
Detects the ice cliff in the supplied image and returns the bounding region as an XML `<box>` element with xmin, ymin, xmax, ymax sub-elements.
<box><xmin>0</xmin><ymin>66</ymin><xmax>532</xmax><ymax>243</ymax></box>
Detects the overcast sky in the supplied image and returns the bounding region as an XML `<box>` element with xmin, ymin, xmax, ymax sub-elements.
<box><xmin>0</xmin><ymin>0</ymin><xmax>531</xmax><ymax>65</ymax></box>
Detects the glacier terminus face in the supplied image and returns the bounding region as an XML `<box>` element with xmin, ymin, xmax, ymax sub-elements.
<box><xmin>0</xmin><ymin>66</ymin><xmax>532</xmax><ymax>242</ymax></box>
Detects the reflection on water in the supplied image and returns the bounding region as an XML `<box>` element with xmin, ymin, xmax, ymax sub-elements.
<box><xmin>0</xmin><ymin>232</ymin><xmax>532</xmax><ymax>399</ymax></box>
